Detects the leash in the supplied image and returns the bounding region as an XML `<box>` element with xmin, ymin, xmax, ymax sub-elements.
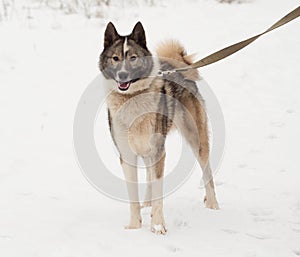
<box><xmin>157</xmin><ymin>6</ymin><xmax>300</xmax><ymax>77</ymax></box>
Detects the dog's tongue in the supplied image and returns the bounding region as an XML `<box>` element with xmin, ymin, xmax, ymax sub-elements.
<box><xmin>118</xmin><ymin>81</ymin><xmax>131</xmax><ymax>90</ymax></box>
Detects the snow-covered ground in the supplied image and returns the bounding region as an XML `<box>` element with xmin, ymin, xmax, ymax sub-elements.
<box><xmin>1</xmin><ymin>0</ymin><xmax>300</xmax><ymax>256</ymax></box>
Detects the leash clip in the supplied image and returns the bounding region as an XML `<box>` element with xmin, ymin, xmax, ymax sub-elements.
<box><xmin>157</xmin><ymin>69</ymin><xmax>177</xmax><ymax>77</ymax></box>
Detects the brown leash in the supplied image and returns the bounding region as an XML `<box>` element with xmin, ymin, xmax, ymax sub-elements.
<box><xmin>158</xmin><ymin>6</ymin><xmax>300</xmax><ymax>76</ymax></box>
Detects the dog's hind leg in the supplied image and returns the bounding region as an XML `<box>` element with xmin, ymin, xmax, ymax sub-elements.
<box><xmin>121</xmin><ymin>156</ymin><xmax>142</xmax><ymax>229</ymax></box>
<box><xmin>179</xmin><ymin>93</ymin><xmax>219</xmax><ymax>210</ymax></box>
<box><xmin>198</xmin><ymin>141</ymin><xmax>219</xmax><ymax>210</ymax></box>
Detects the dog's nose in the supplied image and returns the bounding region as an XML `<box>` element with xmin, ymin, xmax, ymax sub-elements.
<box><xmin>118</xmin><ymin>71</ymin><xmax>129</xmax><ymax>81</ymax></box>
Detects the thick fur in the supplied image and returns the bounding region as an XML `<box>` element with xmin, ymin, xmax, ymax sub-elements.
<box><xmin>99</xmin><ymin>22</ymin><xmax>219</xmax><ymax>234</ymax></box>
<box><xmin>156</xmin><ymin>40</ymin><xmax>199</xmax><ymax>81</ymax></box>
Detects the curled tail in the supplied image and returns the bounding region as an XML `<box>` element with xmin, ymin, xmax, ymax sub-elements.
<box><xmin>156</xmin><ymin>40</ymin><xmax>199</xmax><ymax>81</ymax></box>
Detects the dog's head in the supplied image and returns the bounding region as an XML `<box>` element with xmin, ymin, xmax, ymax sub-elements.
<box><xmin>99</xmin><ymin>22</ymin><xmax>155</xmax><ymax>94</ymax></box>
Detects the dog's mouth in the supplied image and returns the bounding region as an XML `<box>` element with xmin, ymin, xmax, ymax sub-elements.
<box><xmin>117</xmin><ymin>81</ymin><xmax>131</xmax><ymax>91</ymax></box>
<box><xmin>117</xmin><ymin>79</ymin><xmax>139</xmax><ymax>91</ymax></box>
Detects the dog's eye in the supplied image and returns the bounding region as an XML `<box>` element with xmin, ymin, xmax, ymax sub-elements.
<box><xmin>130</xmin><ymin>56</ymin><xmax>137</xmax><ymax>62</ymax></box>
<box><xmin>112</xmin><ymin>56</ymin><xmax>119</xmax><ymax>61</ymax></box>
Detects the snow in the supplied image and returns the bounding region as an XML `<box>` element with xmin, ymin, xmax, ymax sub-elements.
<box><xmin>1</xmin><ymin>0</ymin><xmax>300</xmax><ymax>256</ymax></box>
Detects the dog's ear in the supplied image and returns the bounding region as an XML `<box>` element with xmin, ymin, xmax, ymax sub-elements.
<box><xmin>104</xmin><ymin>22</ymin><xmax>120</xmax><ymax>48</ymax></box>
<box><xmin>129</xmin><ymin>22</ymin><xmax>147</xmax><ymax>49</ymax></box>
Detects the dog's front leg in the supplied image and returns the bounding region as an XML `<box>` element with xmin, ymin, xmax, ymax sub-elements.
<box><xmin>121</xmin><ymin>157</ymin><xmax>142</xmax><ymax>229</ymax></box>
<box><xmin>146</xmin><ymin>153</ymin><xmax>167</xmax><ymax>235</ymax></box>
<box><xmin>141</xmin><ymin>165</ymin><xmax>152</xmax><ymax>208</ymax></box>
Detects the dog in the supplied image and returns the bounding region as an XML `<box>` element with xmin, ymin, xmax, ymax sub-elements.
<box><xmin>99</xmin><ymin>21</ymin><xmax>219</xmax><ymax>234</ymax></box>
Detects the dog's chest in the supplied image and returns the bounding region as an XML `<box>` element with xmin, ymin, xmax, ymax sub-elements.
<box><xmin>107</xmin><ymin>92</ymin><xmax>160</xmax><ymax>156</ymax></box>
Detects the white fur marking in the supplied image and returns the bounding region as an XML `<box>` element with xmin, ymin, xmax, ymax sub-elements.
<box><xmin>123</xmin><ymin>37</ymin><xmax>129</xmax><ymax>55</ymax></box>
<box><xmin>153</xmin><ymin>224</ymin><xmax>162</xmax><ymax>232</ymax></box>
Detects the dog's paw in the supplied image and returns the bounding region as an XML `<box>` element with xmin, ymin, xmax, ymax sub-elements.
<box><xmin>151</xmin><ymin>215</ymin><xmax>167</xmax><ymax>235</ymax></box>
<box><xmin>204</xmin><ymin>195</ymin><xmax>220</xmax><ymax>210</ymax></box>
<box><xmin>124</xmin><ymin>218</ymin><xmax>142</xmax><ymax>230</ymax></box>
<box><xmin>151</xmin><ymin>223</ymin><xmax>167</xmax><ymax>235</ymax></box>
<box><xmin>141</xmin><ymin>201</ymin><xmax>152</xmax><ymax>208</ymax></box>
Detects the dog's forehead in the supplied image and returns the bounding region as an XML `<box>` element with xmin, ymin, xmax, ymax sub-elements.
<box><xmin>109</xmin><ymin>39</ymin><xmax>124</xmax><ymax>54</ymax></box>
<box><xmin>109</xmin><ymin>37</ymin><xmax>140</xmax><ymax>56</ymax></box>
